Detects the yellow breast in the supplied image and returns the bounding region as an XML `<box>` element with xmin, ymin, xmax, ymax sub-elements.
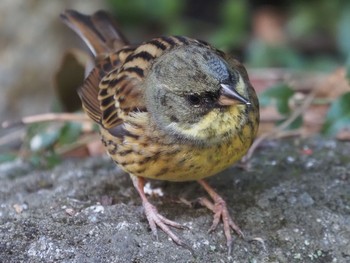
<box><xmin>101</xmin><ymin>104</ymin><xmax>258</xmax><ymax>182</ymax></box>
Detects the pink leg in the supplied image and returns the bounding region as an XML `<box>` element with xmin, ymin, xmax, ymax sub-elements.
<box><xmin>198</xmin><ymin>179</ymin><xmax>244</xmax><ymax>254</ymax></box>
<box><xmin>131</xmin><ymin>176</ymin><xmax>191</xmax><ymax>250</ymax></box>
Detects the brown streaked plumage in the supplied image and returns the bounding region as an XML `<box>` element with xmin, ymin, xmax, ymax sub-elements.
<box><xmin>61</xmin><ymin>10</ymin><xmax>259</xmax><ymax>253</ymax></box>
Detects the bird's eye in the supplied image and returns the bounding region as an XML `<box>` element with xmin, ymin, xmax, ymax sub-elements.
<box><xmin>187</xmin><ymin>94</ymin><xmax>201</xmax><ymax>106</ymax></box>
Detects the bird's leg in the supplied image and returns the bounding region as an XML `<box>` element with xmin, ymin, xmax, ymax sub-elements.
<box><xmin>130</xmin><ymin>175</ymin><xmax>188</xmax><ymax>248</ymax></box>
<box><xmin>197</xmin><ymin>179</ymin><xmax>244</xmax><ymax>253</ymax></box>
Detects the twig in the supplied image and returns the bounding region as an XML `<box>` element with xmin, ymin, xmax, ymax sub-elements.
<box><xmin>2</xmin><ymin>113</ymin><xmax>90</xmax><ymax>129</ymax></box>
<box><xmin>243</xmin><ymin>90</ymin><xmax>316</xmax><ymax>162</ymax></box>
<box><xmin>55</xmin><ymin>133</ymin><xmax>100</xmax><ymax>155</ymax></box>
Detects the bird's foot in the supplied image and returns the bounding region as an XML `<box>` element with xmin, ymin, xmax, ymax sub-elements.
<box><xmin>142</xmin><ymin>200</ymin><xmax>187</xmax><ymax>245</ymax></box>
<box><xmin>131</xmin><ymin>175</ymin><xmax>192</xmax><ymax>252</ymax></box>
<box><xmin>198</xmin><ymin>180</ymin><xmax>244</xmax><ymax>254</ymax></box>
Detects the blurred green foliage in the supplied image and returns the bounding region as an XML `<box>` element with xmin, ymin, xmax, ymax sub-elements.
<box><xmin>4</xmin><ymin>0</ymin><xmax>350</xmax><ymax>165</ymax></box>
<box><xmin>259</xmin><ymin>84</ymin><xmax>295</xmax><ymax>115</ymax></box>
<box><xmin>0</xmin><ymin>153</ymin><xmax>17</xmax><ymax>163</ymax></box>
<box><xmin>107</xmin><ymin>0</ymin><xmax>350</xmax><ymax>70</ymax></box>
<box><xmin>322</xmin><ymin>92</ymin><xmax>350</xmax><ymax>136</ymax></box>
<box><xmin>338</xmin><ymin>4</ymin><xmax>350</xmax><ymax>57</ymax></box>
<box><xmin>21</xmin><ymin>122</ymin><xmax>82</xmax><ymax>167</ymax></box>
<box><xmin>105</xmin><ymin>0</ymin><xmax>350</xmax><ymax>137</ymax></box>
<box><xmin>209</xmin><ymin>0</ymin><xmax>248</xmax><ymax>49</ymax></box>
<box><xmin>108</xmin><ymin>0</ymin><xmax>186</xmax><ymax>35</ymax></box>
<box><xmin>247</xmin><ymin>42</ymin><xmax>304</xmax><ymax>69</ymax></box>
<box><xmin>109</xmin><ymin>0</ymin><xmax>183</xmax><ymax>24</ymax></box>
<box><xmin>259</xmin><ymin>84</ymin><xmax>302</xmax><ymax>129</ymax></box>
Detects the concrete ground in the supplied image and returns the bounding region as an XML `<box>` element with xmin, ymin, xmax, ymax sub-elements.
<box><xmin>0</xmin><ymin>137</ymin><xmax>349</xmax><ymax>262</ymax></box>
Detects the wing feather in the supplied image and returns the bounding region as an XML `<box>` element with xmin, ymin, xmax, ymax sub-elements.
<box><xmin>62</xmin><ymin>11</ymin><xmax>218</xmax><ymax>131</ymax></box>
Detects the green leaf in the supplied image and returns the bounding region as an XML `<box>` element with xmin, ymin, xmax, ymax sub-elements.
<box><xmin>28</xmin><ymin>152</ymin><xmax>61</xmax><ymax>168</ymax></box>
<box><xmin>0</xmin><ymin>153</ymin><xmax>17</xmax><ymax>163</ymax></box>
<box><xmin>247</xmin><ymin>41</ymin><xmax>304</xmax><ymax>68</ymax></box>
<box><xmin>337</xmin><ymin>5</ymin><xmax>350</xmax><ymax>55</ymax></box>
<box><xmin>211</xmin><ymin>0</ymin><xmax>247</xmax><ymax>48</ymax></box>
<box><xmin>109</xmin><ymin>0</ymin><xmax>184</xmax><ymax>25</ymax></box>
<box><xmin>289</xmin><ymin>115</ymin><xmax>303</xmax><ymax>130</ymax></box>
<box><xmin>45</xmin><ymin>152</ymin><xmax>62</xmax><ymax>168</ymax></box>
<box><xmin>29</xmin><ymin>129</ymin><xmax>60</xmax><ymax>152</ymax></box>
<box><xmin>58</xmin><ymin>122</ymin><xmax>82</xmax><ymax>145</ymax></box>
<box><xmin>346</xmin><ymin>56</ymin><xmax>350</xmax><ymax>81</ymax></box>
<box><xmin>26</xmin><ymin>123</ymin><xmax>49</xmax><ymax>140</ymax></box>
<box><xmin>259</xmin><ymin>84</ymin><xmax>295</xmax><ymax>115</ymax></box>
<box><xmin>322</xmin><ymin>92</ymin><xmax>350</xmax><ymax>136</ymax></box>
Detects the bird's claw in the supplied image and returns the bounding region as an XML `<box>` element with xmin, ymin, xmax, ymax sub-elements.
<box><xmin>142</xmin><ymin>200</ymin><xmax>193</xmax><ymax>253</ymax></box>
<box><xmin>197</xmin><ymin>180</ymin><xmax>245</xmax><ymax>254</ymax></box>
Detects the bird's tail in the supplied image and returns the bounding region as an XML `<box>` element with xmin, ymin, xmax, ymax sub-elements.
<box><xmin>60</xmin><ymin>10</ymin><xmax>129</xmax><ymax>124</ymax></box>
<box><xmin>60</xmin><ymin>9</ymin><xmax>128</xmax><ymax>57</ymax></box>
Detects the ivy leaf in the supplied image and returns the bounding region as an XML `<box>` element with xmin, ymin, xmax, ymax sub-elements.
<box><xmin>259</xmin><ymin>84</ymin><xmax>295</xmax><ymax>115</ymax></box>
<box><xmin>322</xmin><ymin>92</ymin><xmax>350</xmax><ymax>136</ymax></box>
<box><xmin>58</xmin><ymin>122</ymin><xmax>82</xmax><ymax>145</ymax></box>
<box><xmin>29</xmin><ymin>130</ymin><xmax>60</xmax><ymax>152</ymax></box>
<box><xmin>289</xmin><ymin>115</ymin><xmax>303</xmax><ymax>130</ymax></box>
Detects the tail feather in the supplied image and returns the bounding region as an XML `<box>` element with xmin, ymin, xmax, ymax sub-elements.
<box><xmin>60</xmin><ymin>9</ymin><xmax>128</xmax><ymax>56</ymax></box>
<box><xmin>77</xmin><ymin>68</ymin><xmax>102</xmax><ymax>123</ymax></box>
<box><xmin>61</xmin><ymin>10</ymin><xmax>128</xmax><ymax>125</ymax></box>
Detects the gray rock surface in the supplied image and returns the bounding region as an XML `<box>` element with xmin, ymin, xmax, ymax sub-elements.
<box><xmin>0</xmin><ymin>138</ymin><xmax>349</xmax><ymax>262</ymax></box>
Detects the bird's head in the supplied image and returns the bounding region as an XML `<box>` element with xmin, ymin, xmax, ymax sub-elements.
<box><xmin>144</xmin><ymin>44</ymin><xmax>258</xmax><ymax>145</ymax></box>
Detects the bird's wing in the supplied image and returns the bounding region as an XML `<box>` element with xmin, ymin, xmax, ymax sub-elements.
<box><xmin>61</xmin><ymin>10</ymin><xmax>216</xmax><ymax>129</ymax></box>
<box><xmin>61</xmin><ymin>9</ymin><xmax>133</xmax><ymax>127</ymax></box>
<box><xmin>97</xmin><ymin>36</ymin><xmax>210</xmax><ymax>129</ymax></box>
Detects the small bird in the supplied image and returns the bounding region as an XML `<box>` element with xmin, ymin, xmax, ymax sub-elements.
<box><xmin>61</xmin><ymin>10</ymin><xmax>259</xmax><ymax>253</ymax></box>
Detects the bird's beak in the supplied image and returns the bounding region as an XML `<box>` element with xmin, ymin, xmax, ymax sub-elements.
<box><xmin>218</xmin><ymin>84</ymin><xmax>251</xmax><ymax>106</ymax></box>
